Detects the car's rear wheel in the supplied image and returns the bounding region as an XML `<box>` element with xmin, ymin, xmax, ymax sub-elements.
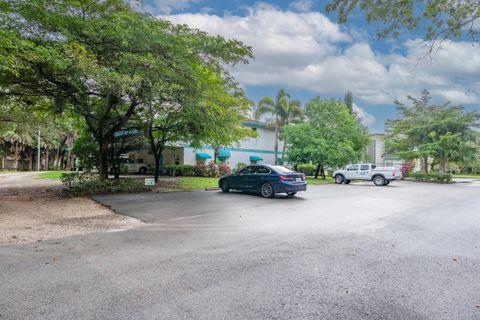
<box><xmin>335</xmin><ymin>174</ymin><xmax>344</xmax><ymax>184</ymax></box>
<box><xmin>139</xmin><ymin>167</ymin><xmax>147</xmax><ymax>175</ymax></box>
<box><xmin>286</xmin><ymin>192</ymin><xmax>297</xmax><ymax>197</ymax></box>
<box><xmin>220</xmin><ymin>180</ymin><xmax>230</xmax><ymax>193</ymax></box>
<box><xmin>373</xmin><ymin>175</ymin><xmax>386</xmax><ymax>186</ymax></box>
<box><xmin>260</xmin><ymin>182</ymin><xmax>274</xmax><ymax>198</ymax></box>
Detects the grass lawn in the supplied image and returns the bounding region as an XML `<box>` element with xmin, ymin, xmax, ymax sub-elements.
<box><xmin>177</xmin><ymin>177</ymin><xmax>219</xmax><ymax>190</ymax></box>
<box><xmin>306</xmin><ymin>176</ymin><xmax>335</xmax><ymax>184</ymax></box>
<box><xmin>453</xmin><ymin>174</ymin><xmax>480</xmax><ymax>179</ymax></box>
<box><xmin>37</xmin><ymin>171</ymin><xmax>64</xmax><ymax>179</ymax></box>
<box><xmin>176</xmin><ymin>176</ymin><xmax>333</xmax><ymax>190</ymax></box>
<box><xmin>0</xmin><ymin>169</ymin><xmax>16</xmax><ymax>174</ymax></box>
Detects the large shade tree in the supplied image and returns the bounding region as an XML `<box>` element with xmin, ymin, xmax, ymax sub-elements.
<box><xmin>283</xmin><ymin>97</ymin><xmax>369</xmax><ymax>178</ymax></box>
<box><xmin>0</xmin><ymin>0</ymin><xmax>252</xmax><ymax>178</ymax></box>
<box><xmin>144</xmin><ymin>65</ymin><xmax>254</xmax><ymax>182</ymax></box>
<box><xmin>386</xmin><ymin>91</ymin><xmax>480</xmax><ymax>174</ymax></box>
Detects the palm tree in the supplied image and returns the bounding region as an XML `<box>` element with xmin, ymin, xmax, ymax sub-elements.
<box><xmin>278</xmin><ymin>99</ymin><xmax>303</xmax><ymax>164</ymax></box>
<box><xmin>255</xmin><ymin>89</ymin><xmax>302</xmax><ymax>164</ymax></box>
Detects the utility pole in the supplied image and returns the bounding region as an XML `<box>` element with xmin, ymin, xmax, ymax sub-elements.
<box><xmin>37</xmin><ymin>129</ymin><xmax>41</xmax><ymax>171</ymax></box>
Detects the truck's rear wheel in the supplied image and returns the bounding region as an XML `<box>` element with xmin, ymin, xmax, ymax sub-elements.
<box><xmin>335</xmin><ymin>174</ymin><xmax>344</xmax><ymax>184</ymax></box>
<box><xmin>373</xmin><ymin>175</ymin><xmax>386</xmax><ymax>186</ymax></box>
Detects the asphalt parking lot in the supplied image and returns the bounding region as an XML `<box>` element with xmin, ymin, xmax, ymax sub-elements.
<box><xmin>1</xmin><ymin>181</ymin><xmax>480</xmax><ymax>320</ymax></box>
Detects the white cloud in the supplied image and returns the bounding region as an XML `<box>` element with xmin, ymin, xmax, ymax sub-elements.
<box><xmin>352</xmin><ymin>103</ymin><xmax>376</xmax><ymax>126</ymax></box>
<box><xmin>161</xmin><ymin>5</ymin><xmax>480</xmax><ymax>106</ymax></box>
<box><xmin>289</xmin><ymin>0</ymin><xmax>314</xmax><ymax>12</ymax></box>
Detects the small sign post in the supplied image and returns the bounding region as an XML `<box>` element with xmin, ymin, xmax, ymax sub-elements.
<box><xmin>144</xmin><ymin>178</ymin><xmax>155</xmax><ymax>186</ymax></box>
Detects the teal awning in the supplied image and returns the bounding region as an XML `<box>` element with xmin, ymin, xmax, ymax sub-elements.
<box><xmin>196</xmin><ymin>153</ymin><xmax>212</xmax><ymax>159</ymax></box>
<box><xmin>218</xmin><ymin>148</ymin><xmax>231</xmax><ymax>159</ymax></box>
<box><xmin>250</xmin><ymin>155</ymin><xmax>263</xmax><ymax>162</ymax></box>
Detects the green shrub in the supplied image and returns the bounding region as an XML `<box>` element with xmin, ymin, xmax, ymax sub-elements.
<box><xmin>194</xmin><ymin>163</ymin><xmax>209</xmax><ymax>177</ymax></box>
<box><xmin>409</xmin><ymin>172</ymin><xmax>452</xmax><ymax>183</ymax></box>
<box><xmin>297</xmin><ymin>164</ymin><xmax>317</xmax><ymax>176</ymax></box>
<box><xmin>61</xmin><ymin>172</ymin><xmax>150</xmax><ymax>196</ymax></box>
<box><xmin>161</xmin><ymin>165</ymin><xmax>195</xmax><ymax>176</ymax></box>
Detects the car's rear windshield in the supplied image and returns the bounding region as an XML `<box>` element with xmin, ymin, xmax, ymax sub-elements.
<box><xmin>271</xmin><ymin>166</ymin><xmax>294</xmax><ymax>173</ymax></box>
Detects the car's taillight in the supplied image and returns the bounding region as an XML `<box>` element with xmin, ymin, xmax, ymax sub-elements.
<box><xmin>279</xmin><ymin>175</ymin><xmax>294</xmax><ymax>181</ymax></box>
<box><xmin>393</xmin><ymin>171</ymin><xmax>396</xmax><ymax>176</ymax></box>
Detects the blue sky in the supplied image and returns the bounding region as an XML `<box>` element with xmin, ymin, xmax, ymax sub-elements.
<box><xmin>140</xmin><ymin>0</ymin><xmax>480</xmax><ymax>132</ymax></box>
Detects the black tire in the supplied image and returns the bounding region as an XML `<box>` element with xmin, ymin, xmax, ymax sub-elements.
<box><xmin>286</xmin><ymin>192</ymin><xmax>297</xmax><ymax>197</ymax></box>
<box><xmin>260</xmin><ymin>182</ymin><xmax>275</xmax><ymax>198</ymax></box>
<box><xmin>220</xmin><ymin>180</ymin><xmax>230</xmax><ymax>193</ymax></box>
<box><xmin>386</xmin><ymin>181</ymin><xmax>391</xmax><ymax>185</ymax></box>
<box><xmin>345</xmin><ymin>180</ymin><xmax>351</xmax><ymax>184</ymax></box>
<box><xmin>373</xmin><ymin>175</ymin><xmax>386</xmax><ymax>186</ymax></box>
<box><xmin>335</xmin><ymin>174</ymin><xmax>344</xmax><ymax>184</ymax></box>
<box><xmin>139</xmin><ymin>167</ymin><xmax>147</xmax><ymax>175</ymax></box>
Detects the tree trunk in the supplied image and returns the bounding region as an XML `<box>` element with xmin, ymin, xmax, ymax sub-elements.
<box><xmin>54</xmin><ymin>147</ymin><xmax>61</xmax><ymax>169</ymax></box>
<box><xmin>274</xmin><ymin>116</ymin><xmax>279</xmax><ymax>165</ymax></box>
<box><xmin>155</xmin><ymin>144</ymin><xmax>165</xmax><ymax>182</ymax></box>
<box><xmin>44</xmin><ymin>148</ymin><xmax>49</xmax><ymax>171</ymax></box>
<box><xmin>29</xmin><ymin>149</ymin><xmax>33</xmax><ymax>171</ymax></box>
<box><xmin>321</xmin><ymin>165</ymin><xmax>326</xmax><ymax>180</ymax></box>
<box><xmin>214</xmin><ymin>147</ymin><xmax>218</xmax><ymax>164</ymax></box>
<box><xmin>2</xmin><ymin>142</ymin><xmax>8</xmax><ymax>169</ymax></box>
<box><xmin>281</xmin><ymin>140</ymin><xmax>286</xmax><ymax>165</ymax></box>
<box><xmin>314</xmin><ymin>163</ymin><xmax>321</xmax><ymax>179</ymax></box>
<box><xmin>98</xmin><ymin>139</ymin><xmax>110</xmax><ymax>179</ymax></box>
<box><xmin>422</xmin><ymin>157</ymin><xmax>428</xmax><ymax>174</ymax></box>
<box><xmin>439</xmin><ymin>158</ymin><xmax>447</xmax><ymax>174</ymax></box>
<box><xmin>12</xmin><ymin>142</ymin><xmax>19</xmax><ymax>171</ymax></box>
<box><xmin>65</xmin><ymin>150</ymin><xmax>72</xmax><ymax>171</ymax></box>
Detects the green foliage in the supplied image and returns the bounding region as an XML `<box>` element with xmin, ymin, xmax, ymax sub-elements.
<box><xmin>344</xmin><ymin>91</ymin><xmax>354</xmax><ymax>115</ymax></box>
<box><xmin>326</xmin><ymin>0</ymin><xmax>480</xmax><ymax>54</ymax></box>
<box><xmin>162</xmin><ymin>165</ymin><xmax>195</xmax><ymax>177</ymax></box>
<box><xmin>386</xmin><ymin>91</ymin><xmax>480</xmax><ymax>174</ymax></box>
<box><xmin>177</xmin><ymin>177</ymin><xmax>219</xmax><ymax>190</ymax></box>
<box><xmin>255</xmin><ymin>89</ymin><xmax>303</xmax><ymax>164</ymax></box>
<box><xmin>71</xmin><ymin>132</ymin><xmax>98</xmax><ymax>171</ymax></box>
<box><xmin>306</xmin><ymin>176</ymin><xmax>335</xmax><ymax>185</ymax></box>
<box><xmin>297</xmin><ymin>164</ymin><xmax>317</xmax><ymax>176</ymax></box>
<box><xmin>1</xmin><ymin>0</ymin><xmax>252</xmax><ymax>178</ymax></box>
<box><xmin>193</xmin><ymin>163</ymin><xmax>208</xmax><ymax>177</ymax></box>
<box><xmin>283</xmin><ymin>97</ymin><xmax>369</xmax><ymax>171</ymax></box>
<box><xmin>37</xmin><ymin>171</ymin><xmax>63</xmax><ymax>179</ymax></box>
<box><xmin>409</xmin><ymin>172</ymin><xmax>452</xmax><ymax>183</ymax></box>
<box><xmin>61</xmin><ymin>172</ymin><xmax>149</xmax><ymax>195</ymax></box>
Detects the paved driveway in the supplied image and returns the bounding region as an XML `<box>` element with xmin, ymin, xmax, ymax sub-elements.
<box><xmin>1</xmin><ymin>181</ymin><xmax>480</xmax><ymax>320</ymax></box>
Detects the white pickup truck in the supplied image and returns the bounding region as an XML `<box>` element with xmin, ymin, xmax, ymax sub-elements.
<box><xmin>332</xmin><ymin>164</ymin><xmax>401</xmax><ymax>186</ymax></box>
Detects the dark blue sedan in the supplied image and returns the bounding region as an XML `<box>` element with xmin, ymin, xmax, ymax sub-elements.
<box><xmin>219</xmin><ymin>164</ymin><xmax>307</xmax><ymax>198</ymax></box>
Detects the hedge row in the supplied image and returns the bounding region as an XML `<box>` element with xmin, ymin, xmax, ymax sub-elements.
<box><xmin>409</xmin><ymin>172</ymin><xmax>452</xmax><ymax>183</ymax></box>
<box><xmin>296</xmin><ymin>164</ymin><xmax>317</xmax><ymax>176</ymax></box>
<box><xmin>61</xmin><ymin>173</ymin><xmax>150</xmax><ymax>196</ymax></box>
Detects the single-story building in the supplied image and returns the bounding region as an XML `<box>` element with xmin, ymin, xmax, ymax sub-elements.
<box><xmin>125</xmin><ymin>120</ymin><xmax>284</xmax><ymax>168</ymax></box>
